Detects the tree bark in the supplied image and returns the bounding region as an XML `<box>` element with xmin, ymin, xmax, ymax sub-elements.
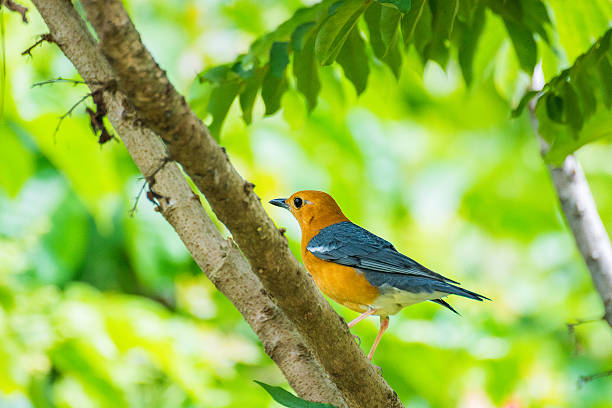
<box><xmin>31</xmin><ymin>0</ymin><xmax>404</xmax><ymax>406</ymax></box>
<box><xmin>76</xmin><ymin>0</ymin><xmax>403</xmax><ymax>407</ymax></box>
<box><xmin>529</xmin><ymin>74</ymin><xmax>612</xmax><ymax>328</ymax></box>
<box><xmin>541</xmin><ymin>149</ymin><xmax>612</xmax><ymax>327</ymax></box>
<box><xmin>30</xmin><ymin>0</ymin><xmax>347</xmax><ymax>405</ymax></box>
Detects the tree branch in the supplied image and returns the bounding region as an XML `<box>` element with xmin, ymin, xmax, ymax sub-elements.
<box><xmin>77</xmin><ymin>1</ymin><xmax>404</xmax><ymax>406</ymax></box>
<box><xmin>30</xmin><ymin>0</ymin><xmax>347</xmax><ymax>405</ymax></box>
<box><xmin>530</xmin><ymin>73</ymin><xmax>612</xmax><ymax>328</ymax></box>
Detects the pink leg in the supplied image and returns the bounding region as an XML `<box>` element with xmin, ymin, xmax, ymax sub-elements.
<box><xmin>348</xmin><ymin>308</ymin><xmax>377</xmax><ymax>328</ymax></box>
<box><xmin>367</xmin><ymin>316</ymin><xmax>389</xmax><ymax>361</ymax></box>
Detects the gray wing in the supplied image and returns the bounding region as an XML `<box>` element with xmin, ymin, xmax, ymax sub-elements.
<box><xmin>307</xmin><ymin>221</ymin><xmax>459</xmax><ymax>284</ymax></box>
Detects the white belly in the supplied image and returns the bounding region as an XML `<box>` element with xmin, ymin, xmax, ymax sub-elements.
<box><xmin>372</xmin><ymin>285</ymin><xmax>447</xmax><ymax>316</ymax></box>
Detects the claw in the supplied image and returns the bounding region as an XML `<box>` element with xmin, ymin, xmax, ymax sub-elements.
<box><xmin>352</xmin><ymin>334</ymin><xmax>361</xmax><ymax>346</ymax></box>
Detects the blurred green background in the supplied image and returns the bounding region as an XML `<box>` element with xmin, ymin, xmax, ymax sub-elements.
<box><xmin>2</xmin><ymin>0</ymin><xmax>612</xmax><ymax>407</ymax></box>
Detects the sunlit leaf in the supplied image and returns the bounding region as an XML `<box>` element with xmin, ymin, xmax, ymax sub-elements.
<box><xmin>315</xmin><ymin>0</ymin><xmax>369</xmax><ymax>65</ymax></box>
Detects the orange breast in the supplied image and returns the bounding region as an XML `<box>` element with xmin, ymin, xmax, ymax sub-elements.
<box><xmin>302</xmin><ymin>249</ymin><xmax>380</xmax><ymax>313</ymax></box>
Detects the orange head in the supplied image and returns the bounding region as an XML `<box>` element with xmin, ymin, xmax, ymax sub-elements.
<box><xmin>269</xmin><ymin>190</ymin><xmax>349</xmax><ymax>235</ymax></box>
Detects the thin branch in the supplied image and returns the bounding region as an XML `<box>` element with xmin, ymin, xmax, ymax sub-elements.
<box><xmin>566</xmin><ymin>317</ymin><xmax>603</xmax><ymax>355</ymax></box>
<box><xmin>31</xmin><ymin>77</ymin><xmax>87</xmax><ymax>87</ymax></box>
<box><xmin>53</xmin><ymin>92</ymin><xmax>92</xmax><ymax>139</ymax></box>
<box><xmin>529</xmin><ymin>69</ymin><xmax>612</xmax><ymax>329</ymax></box>
<box><xmin>79</xmin><ymin>1</ymin><xmax>403</xmax><ymax>406</ymax></box>
<box><xmin>128</xmin><ymin>178</ymin><xmax>148</xmax><ymax>217</ymax></box>
<box><xmin>22</xmin><ymin>33</ymin><xmax>53</xmax><ymax>56</ymax></box>
<box><xmin>578</xmin><ymin>369</ymin><xmax>612</xmax><ymax>388</ymax></box>
<box><xmin>30</xmin><ymin>0</ymin><xmax>347</xmax><ymax>406</ymax></box>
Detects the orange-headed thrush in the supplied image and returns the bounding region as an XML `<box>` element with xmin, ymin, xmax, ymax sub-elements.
<box><xmin>270</xmin><ymin>190</ymin><xmax>489</xmax><ymax>362</ymax></box>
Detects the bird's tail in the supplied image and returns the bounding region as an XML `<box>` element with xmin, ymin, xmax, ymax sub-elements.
<box><xmin>435</xmin><ymin>281</ymin><xmax>491</xmax><ymax>302</ymax></box>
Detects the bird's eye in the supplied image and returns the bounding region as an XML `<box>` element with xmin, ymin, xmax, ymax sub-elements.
<box><xmin>293</xmin><ymin>197</ymin><xmax>303</xmax><ymax>208</ymax></box>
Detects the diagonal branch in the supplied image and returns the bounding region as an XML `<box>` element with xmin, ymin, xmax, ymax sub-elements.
<box><xmin>530</xmin><ymin>72</ymin><xmax>612</xmax><ymax>328</ymax></box>
<box><xmin>78</xmin><ymin>1</ymin><xmax>404</xmax><ymax>406</ymax></box>
<box><xmin>29</xmin><ymin>0</ymin><xmax>347</xmax><ymax>405</ymax></box>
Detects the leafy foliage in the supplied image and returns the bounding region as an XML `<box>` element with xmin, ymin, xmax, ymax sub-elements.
<box><xmin>195</xmin><ymin>0</ymin><xmax>552</xmax><ymax>138</ymax></box>
<box><xmin>513</xmin><ymin>28</ymin><xmax>612</xmax><ymax>163</ymax></box>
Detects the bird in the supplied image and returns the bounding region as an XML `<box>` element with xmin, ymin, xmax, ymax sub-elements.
<box><xmin>269</xmin><ymin>190</ymin><xmax>489</xmax><ymax>362</ymax></box>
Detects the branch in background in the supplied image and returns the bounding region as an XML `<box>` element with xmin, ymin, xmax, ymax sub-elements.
<box><xmin>78</xmin><ymin>1</ymin><xmax>404</xmax><ymax>406</ymax></box>
<box><xmin>29</xmin><ymin>0</ymin><xmax>347</xmax><ymax>406</ymax></box>
<box><xmin>578</xmin><ymin>369</ymin><xmax>612</xmax><ymax>388</ymax></box>
<box><xmin>530</xmin><ymin>70</ymin><xmax>612</xmax><ymax>329</ymax></box>
<box><xmin>2</xmin><ymin>0</ymin><xmax>28</xmax><ymax>23</ymax></box>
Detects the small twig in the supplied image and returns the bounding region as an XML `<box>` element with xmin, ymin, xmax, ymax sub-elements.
<box><xmin>3</xmin><ymin>0</ymin><xmax>28</xmax><ymax>23</ymax></box>
<box><xmin>53</xmin><ymin>92</ymin><xmax>92</xmax><ymax>140</ymax></box>
<box><xmin>578</xmin><ymin>369</ymin><xmax>612</xmax><ymax>388</ymax></box>
<box><xmin>129</xmin><ymin>179</ymin><xmax>148</xmax><ymax>217</ymax></box>
<box><xmin>32</xmin><ymin>77</ymin><xmax>92</xmax><ymax>88</ymax></box>
<box><xmin>567</xmin><ymin>317</ymin><xmax>602</xmax><ymax>355</ymax></box>
<box><xmin>21</xmin><ymin>33</ymin><xmax>53</xmax><ymax>56</ymax></box>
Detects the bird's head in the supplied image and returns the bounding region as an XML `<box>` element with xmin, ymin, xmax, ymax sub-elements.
<box><xmin>269</xmin><ymin>190</ymin><xmax>349</xmax><ymax>232</ymax></box>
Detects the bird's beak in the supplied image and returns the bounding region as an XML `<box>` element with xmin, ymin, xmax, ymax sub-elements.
<box><xmin>269</xmin><ymin>198</ymin><xmax>290</xmax><ymax>210</ymax></box>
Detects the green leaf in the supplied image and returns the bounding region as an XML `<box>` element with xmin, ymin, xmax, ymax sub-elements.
<box><xmin>519</xmin><ymin>0</ymin><xmax>551</xmax><ymax>44</ymax></box>
<box><xmin>364</xmin><ymin>2</ymin><xmax>386</xmax><ymax>59</ymax></box>
<box><xmin>200</xmin><ymin>64</ymin><xmax>235</xmax><ymax>83</ymax></box>
<box><xmin>336</xmin><ymin>27</ymin><xmax>370</xmax><ymax>95</ymax></box>
<box><xmin>457</xmin><ymin>4</ymin><xmax>485</xmax><ymax>85</ymax></box>
<box><xmin>380</xmin><ymin>7</ymin><xmax>402</xmax><ymax>52</ymax></box>
<box><xmin>255</xmin><ymin>381</ymin><xmax>338</xmax><ymax>408</ymax></box>
<box><xmin>294</xmin><ymin>34</ymin><xmax>321</xmax><ymax>110</ymax></box>
<box><xmin>426</xmin><ymin>0</ymin><xmax>459</xmax><ymax>68</ymax></box>
<box><xmin>261</xmin><ymin>67</ymin><xmax>289</xmax><ymax>115</ymax></box>
<box><xmin>377</xmin><ymin>0</ymin><xmax>412</xmax><ymax>14</ymax></box>
<box><xmin>597</xmin><ymin>55</ymin><xmax>612</xmax><ymax>109</ymax></box>
<box><xmin>511</xmin><ymin>90</ymin><xmax>538</xmax><ymax>118</ymax></box>
<box><xmin>503</xmin><ymin>18</ymin><xmax>537</xmax><ymax>73</ymax></box>
<box><xmin>207</xmin><ymin>80</ymin><xmax>242</xmax><ymax>140</ymax></box>
<box><xmin>248</xmin><ymin>0</ymin><xmax>336</xmax><ymax>61</ymax></box>
<box><xmin>545</xmin><ymin>93</ymin><xmax>564</xmax><ymax>124</ymax></box>
<box><xmin>401</xmin><ymin>0</ymin><xmax>426</xmax><ymax>46</ymax></box>
<box><xmin>536</xmin><ymin>100</ymin><xmax>612</xmax><ymax>165</ymax></box>
<box><xmin>315</xmin><ymin>0</ymin><xmax>369</xmax><ymax>65</ymax></box>
<box><xmin>270</xmin><ymin>42</ymin><xmax>290</xmax><ymax>78</ymax></box>
<box><xmin>291</xmin><ymin>22</ymin><xmax>317</xmax><ymax>52</ymax></box>
<box><xmin>412</xmin><ymin>0</ymin><xmax>433</xmax><ymax>58</ymax></box>
<box><xmin>365</xmin><ymin>3</ymin><xmax>403</xmax><ymax>77</ymax></box>
<box><xmin>383</xmin><ymin>39</ymin><xmax>403</xmax><ymax>79</ymax></box>
<box><xmin>239</xmin><ymin>67</ymin><xmax>266</xmax><ymax>124</ymax></box>
<box><xmin>560</xmin><ymin>81</ymin><xmax>583</xmax><ymax>133</ymax></box>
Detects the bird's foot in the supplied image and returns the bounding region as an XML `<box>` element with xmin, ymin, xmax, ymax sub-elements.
<box><xmin>352</xmin><ymin>334</ymin><xmax>361</xmax><ymax>346</ymax></box>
